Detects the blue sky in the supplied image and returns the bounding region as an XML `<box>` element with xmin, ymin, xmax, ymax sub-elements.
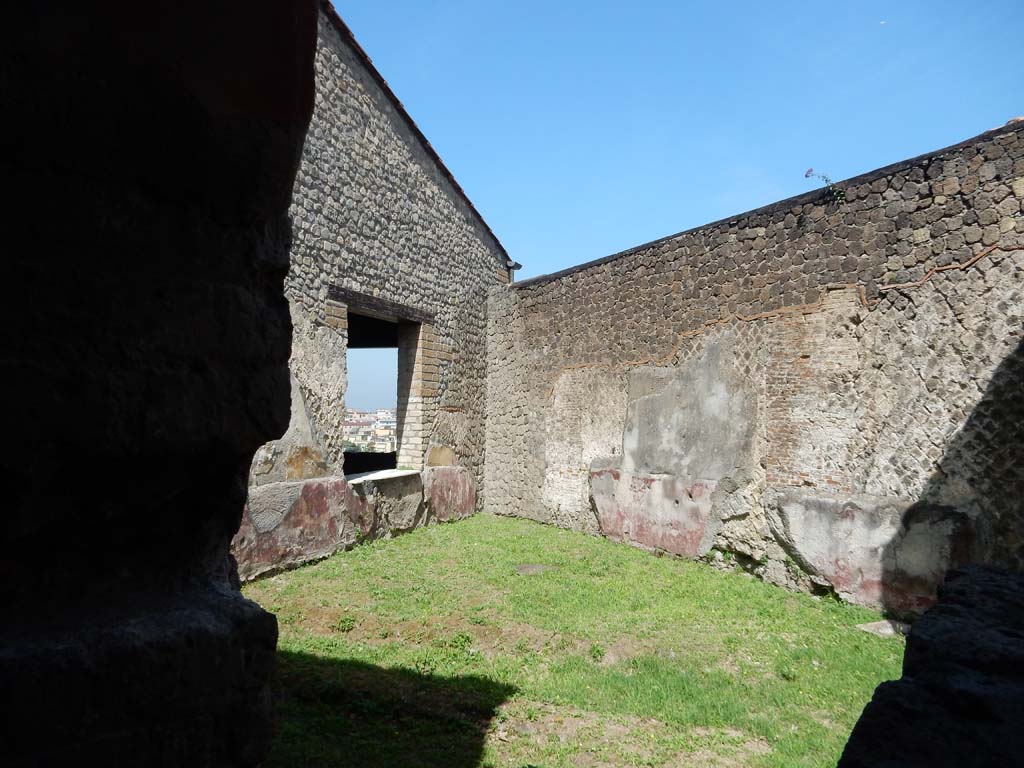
<box><xmin>335</xmin><ymin>0</ymin><xmax>1023</xmax><ymax>409</ymax></box>
<box><xmin>347</xmin><ymin>348</ymin><xmax>397</xmax><ymax>411</ymax></box>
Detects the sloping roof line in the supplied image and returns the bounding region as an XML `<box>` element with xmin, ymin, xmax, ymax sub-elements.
<box><xmin>319</xmin><ymin>1</ymin><xmax>509</xmax><ymax>262</ymax></box>
<box><xmin>514</xmin><ymin>122</ymin><xmax>1022</xmax><ymax>288</ymax></box>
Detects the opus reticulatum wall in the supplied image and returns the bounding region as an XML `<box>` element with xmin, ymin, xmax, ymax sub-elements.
<box><xmin>486</xmin><ymin>122</ymin><xmax>1024</xmax><ymax>614</ymax></box>
<box><xmin>229</xmin><ymin>2</ymin><xmax>1023</xmax><ymax>612</ymax></box>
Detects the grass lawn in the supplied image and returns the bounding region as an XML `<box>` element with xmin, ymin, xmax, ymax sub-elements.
<box><xmin>243</xmin><ymin>515</ymin><xmax>904</xmax><ymax>768</ymax></box>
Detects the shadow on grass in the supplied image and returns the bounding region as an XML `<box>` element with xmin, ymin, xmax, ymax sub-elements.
<box><xmin>269</xmin><ymin>650</ymin><xmax>516</xmax><ymax>768</ymax></box>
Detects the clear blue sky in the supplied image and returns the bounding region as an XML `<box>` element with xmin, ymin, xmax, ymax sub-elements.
<box><xmin>347</xmin><ymin>348</ymin><xmax>397</xmax><ymax>411</ymax></box>
<box><xmin>334</xmin><ymin>0</ymin><xmax>1023</xmax><ymax>408</ymax></box>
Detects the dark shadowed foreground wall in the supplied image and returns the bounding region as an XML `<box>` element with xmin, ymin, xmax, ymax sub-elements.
<box><xmin>0</xmin><ymin>2</ymin><xmax>317</xmax><ymax>764</ymax></box>
<box><xmin>487</xmin><ymin>124</ymin><xmax>1024</xmax><ymax>615</ymax></box>
<box><xmin>839</xmin><ymin>565</ymin><xmax>1024</xmax><ymax>767</ymax></box>
<box><xmin>233</xmin><ymin>3</ymin><xmax>507</xmax><ymax>579</ymax></box>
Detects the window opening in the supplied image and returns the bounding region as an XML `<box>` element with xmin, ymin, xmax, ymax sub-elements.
<box><xmin>344</xmin><ymin>312</ymin><xmax>399</xmax><ymax>475</ymax></box>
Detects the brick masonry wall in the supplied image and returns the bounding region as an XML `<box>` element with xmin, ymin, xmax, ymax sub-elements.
<box><xmin>486</xmin><ymin>123</ymin><xmax>1024</xmax><ymax>613</ymax></box>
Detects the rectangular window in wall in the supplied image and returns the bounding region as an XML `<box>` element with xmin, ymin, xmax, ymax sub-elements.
<box><xmin>343</xmin><ymin>312</ymin><xmax>399</xmax><ymax>475</ymax></box>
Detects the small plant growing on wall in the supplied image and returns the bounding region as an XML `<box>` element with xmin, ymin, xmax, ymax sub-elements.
<box><xmin>805</xmin><ymin>167</ymin><xmax>846</xmax><ymax>205</ymax></box>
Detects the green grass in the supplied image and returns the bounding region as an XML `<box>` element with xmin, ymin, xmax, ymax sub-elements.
<box><xmin>244</xmin><ymin>515</ymin><xmax>904</xmax><ymax>768</ymax></box>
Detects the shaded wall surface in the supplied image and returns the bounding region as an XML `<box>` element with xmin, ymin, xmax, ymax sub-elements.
<box><xmin>0</xmin><ymin>1</ymin><xmax>317</xmax><ymax>764</ymax></box>
<box><xmin>839</xmin><ymin>565</ymin><xmax>1024</xmax><ymax>767</ymax></box>
<box><xmin>234</xmin><ymin>3</ymin><xmax>506</xmax><ymax>578</ymax></box>
<box><xmin>486</xmin><ymin>124</ymin><xmax>1024</xmax><ymax>614</ymax></box>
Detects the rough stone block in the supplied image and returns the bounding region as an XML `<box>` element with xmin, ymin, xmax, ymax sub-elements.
<box><xmin>233</xmin><ymin>478</ymin><xmax>361</xmax><ymax>580</ymax></box>
<box><xmin>839</xmin><ymin>566</ymin><xmax>1024</xmax><ymax>767</ymax></box>
<box><xmin>2</xmin><ymin>592</ymin><xmax>278</xmax><ymax>767</ymax></box>
<box><xmin>590</xmin><ymin>463</ymin><xmax>718</xmax><ymax>557</ymax></box>
<box><xmin>768</xmin><ymin>488</ymin><xmax>973</xmax><ymax>614</ymax></box>
<box><xmin>350</xmin><ymin>470</ymin><xmax>426</xmax><ymax>535</ymax></box>
<box><xmin>424</xmin><ymin>465</ymin><xmax>477</xmax><ymax>521</ymax></box>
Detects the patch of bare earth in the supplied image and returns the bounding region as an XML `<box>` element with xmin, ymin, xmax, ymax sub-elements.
<box><xmin>488</xmin><ymin>703</ymin><xmax>657</xmax><ymax>766</ymax></box>
<box><xmin>486</xmin><ymin>703</ymin><xmax>771</xmax><ymax>767</ymax></box>
<box><xmin>675</xmin><ymin>744</ymin><xmax>770</xmax><ymax>768</ymax></box>
<box><xmin>292</xmin><ymin>604</ymin><xmax>595</xmax><ymax>658</ymax></box>
<box><xmin>597</xmin><ymin>635</ymin><xmax>655</xmax><ymax>666</ymax></box>
<box><xmin>810</xmin><ymin>710</ymin><xmax>839</xmax><ymax>730</ymax></box>
<box><xmin>717</xmin><ymin>649</ymin><xmax>771</xmax><ymax>680</ymax></box>
<box><xmin>677</xmin><ymin>727</ymin><xmax>772</xmax><ymax>767</ymax></box>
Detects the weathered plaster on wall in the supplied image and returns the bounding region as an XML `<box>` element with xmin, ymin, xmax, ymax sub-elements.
<box><xmin>486</xmin><ymin>124</ymin><xmax>1024</xmax><ymax>613</ymax></box>
<box><xmin>542</xmin><ymin>370</ymin><xmax>627</xmax><ymax>533</ymax></box>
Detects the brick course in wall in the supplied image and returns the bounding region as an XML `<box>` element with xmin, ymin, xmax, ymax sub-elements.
<box><xmin>486</xmin><ymin>123</ymin><xmax>1024</xmax><ymax>612</ymax></box>
<box><xmin>232</xmin><ymin>5</ymin><xmax>1023</xmax><ymax>609</ymax></box>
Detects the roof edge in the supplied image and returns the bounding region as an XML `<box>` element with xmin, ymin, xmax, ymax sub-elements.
<box><xmin>514</xmin><ymin>122</ymin><xmax>1023</xmax><ymax>289</ymax></box>
<box><xmin>319</xmin><ymin>1</ymin><xmax>509</xmax><ymax>262</ymax></box>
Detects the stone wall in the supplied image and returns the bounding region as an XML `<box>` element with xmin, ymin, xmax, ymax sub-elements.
<box><xmin>235</xmin><ymin>3</ymin><xmax>508</xmax><ymax>576</ymax></box>
<box><xmin>234</xmin><ymin>467</ymin><xmax>477</xmax><ymax>581</ymax></box>
<box><xmin>486</xmin><ymin>123</ymin><xmax>1024</xmax><ymax>614</ymax></box>
<box><xmin>839</xmin><ymin>565</ymin><xmax>1024</xmax><ymax>767</ymax></box>
<box><xmin>0</xmin><ymin>2</ymin><xmax>318</xmax><ymax>764</ymax></box>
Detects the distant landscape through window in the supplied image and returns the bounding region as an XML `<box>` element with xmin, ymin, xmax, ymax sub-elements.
<box><xmin>344</xmin><ymin>347</ymin><xmax>397</xmax><ymax>460</ymax></box>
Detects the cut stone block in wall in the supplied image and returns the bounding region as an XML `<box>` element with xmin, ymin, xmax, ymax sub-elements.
<box><xmin>768</xmin><ymin>488</ymin><xmax>974</xmax><ymax>615</ymax></box>
<box><xmin>233</xmin><ymin>478</ymin><xmax>360</xmax><ymax>581</ymax></box>
<box><xmin>233</xmin><ymin>465</ymin><xmax>479</xmax><ymax>580</ymax></box>
<box><xmin>323</xmin><ymin>298</ymin><xmax>348</xmax><ymax>331</ymax></box>
<box><xmin>591</xmin><ymin>464</ymin><xmax>719</xmax><ymax>557</ymax></box>
<box><xmin>350</xmin><ymin>470</ymin><xmax>426</xmax><ymax>536</ymax></box>
<box><xmin>487</xmin><ymin>121</ymin><xmax>1024</xmax><ymax>612</ymax></box>
<box><xmin>424</xmin><ymin>465</ymin><xmax>478</xmax><ymax>522</ymax></box>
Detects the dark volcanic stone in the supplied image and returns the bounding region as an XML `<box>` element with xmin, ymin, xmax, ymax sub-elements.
<box><xmin>0</xmin><ymin>1</ymin><xmax>317</xmax><ymax>765</ymax></box>
<box><xmin>839</xmin><ymin>566</ymin><xmax>1024</xmax><ymax>768</ymax></box>
<box><xmin>1</xmin><ymin>591</ymin><xmax>278</xmax><ymax>766</ymax></box>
